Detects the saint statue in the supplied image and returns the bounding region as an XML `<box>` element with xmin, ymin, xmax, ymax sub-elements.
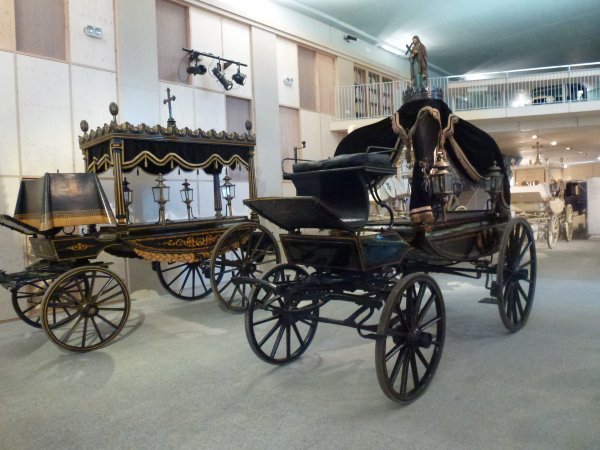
<box><xmin>407</xmin><ymin>35</ymin><xmax>428</xmax><ymax>89</ymax></box>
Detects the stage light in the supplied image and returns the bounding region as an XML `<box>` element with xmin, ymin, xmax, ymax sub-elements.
<box><xmin>232</xmin><ymin>67</ymin><xmax>246</xmax><ymax>86</ymax></box>
<box><xmin>186</xmin><ymin>64</ymin><xmax>207</xmax><ymax>76</ymax></box>
<box><xmin>212</xmin><ymin>63</ymin><xmax>233</xmax><ymax>90</ymax></box>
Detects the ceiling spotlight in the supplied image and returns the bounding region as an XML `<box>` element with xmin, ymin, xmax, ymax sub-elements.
<box><xmin>565</xmin><ymin>147</ymin><xmax>571</xmax><ymax>150</ymax></box>
<box><xmin>212</xmin><ymin>63</ymin><xmax>233</xmax><ymax>91</ymax></box>
<box><xmin>232</xmin><ymin>67</ymin><xmax>246</xmax><ymax>86</ymax></box>
<box><xmin>187</xmin><ymin>63</ymin><xmax>207</xmax><ymax>76</ymax></box>
<box><xmin>531</xmin><ymin>134</ymin><xmax>537</xmax><ymax>139</ymax></box>
<box><xmin>550</xmin><ymin>140</ymin><xmax>557</xmax><ymax>146</ymax></box>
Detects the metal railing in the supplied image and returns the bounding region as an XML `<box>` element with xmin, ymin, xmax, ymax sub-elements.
<box><xmin>335</xmin><ymin>63</ymin><xmax>600</xmax><ymax>120</ymax></box>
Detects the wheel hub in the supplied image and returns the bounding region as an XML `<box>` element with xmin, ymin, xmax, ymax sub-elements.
<box><xmin>81</xmin><ymin>302</ymin><xmax>99</xmax><ymax>318</ymax></box>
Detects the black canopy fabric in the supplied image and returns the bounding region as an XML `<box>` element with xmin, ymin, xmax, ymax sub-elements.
<box><xmin>14</xmin><ymin>173</ymin><xmax>115</xmax><ymax>231</ymax></box>
<box><xmin>333</xmin><ymin>98</ymin><xmax>510</xmax><ymax>220</ymax></box>
<box><xmin>79</xmin><ymin>124</ymin><xmax>255</xmax><ymax>176</ymax></box>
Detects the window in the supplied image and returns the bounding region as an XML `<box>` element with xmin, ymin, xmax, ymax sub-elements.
<box><xmin>15</xmin><ymin>0</ymin><xmax>66</xmax><ymax>60</ymax></box>
<box><xmin>156</xmin><ymin>0</ymin><xmax>189</xmax><ymax>83</ymax></box>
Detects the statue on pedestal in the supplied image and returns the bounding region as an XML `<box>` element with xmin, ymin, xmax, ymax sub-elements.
<box><xmin>407</xmin><ymin>35</ymin><xmax>428</xmax><ymax>89</ymax></box>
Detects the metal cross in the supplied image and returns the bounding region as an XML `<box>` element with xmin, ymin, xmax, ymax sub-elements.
<box><xmin>163</xmin><ymin>88</ymin><xmax>176</xmax><ymax>127</ymax></box>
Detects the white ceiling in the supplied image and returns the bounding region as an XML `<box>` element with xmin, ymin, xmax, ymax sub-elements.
<box><xmin>275</xmin><ymin>0</ymin><xmax>600</xmax><ymax>166</ymax></box>
<box><xmin>275</xmin><ymin>0</ymin><xmax>600</xmax><ymax>75</ymax></box>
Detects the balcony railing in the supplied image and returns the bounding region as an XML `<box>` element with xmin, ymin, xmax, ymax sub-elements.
<box><xmin>335</xmin><ymin>62</ymin><xmax>600</xmax><ymax>120</ymax></box>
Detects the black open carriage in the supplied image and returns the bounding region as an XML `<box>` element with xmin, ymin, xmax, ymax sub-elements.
<box><xmin>241</xmin><ymin>95</ymin><xmax>536</xmax><ymax>404</ymax></box>
<box><xmin>0</xmin><ymin>103</ymin><xmax>281</xmax><ymax>351</ymax></box>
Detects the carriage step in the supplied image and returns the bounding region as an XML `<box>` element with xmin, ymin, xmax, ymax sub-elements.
<box><xmin>478</xmin><ymin>297</ymin><xmax>498</xmax><ymax>305</ymax></box>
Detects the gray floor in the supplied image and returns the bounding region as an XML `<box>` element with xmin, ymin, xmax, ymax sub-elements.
<box><xmin>1</xmin><ymin>239</ymin><xmax>599</xmax><ymax>450</ymax></box>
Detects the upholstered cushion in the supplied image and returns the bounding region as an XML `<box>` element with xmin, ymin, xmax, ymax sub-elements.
<box><xmin>292</xmin><ymin>152</ymin><xmax>392</xmax><ymax>173</ymax></box>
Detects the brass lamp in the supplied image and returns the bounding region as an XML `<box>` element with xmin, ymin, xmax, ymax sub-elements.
<box><xmin>430</xmin><ymin>149</ymin><xmax>454</xmax><ymax>221</ymax></box>
<box><xmin>123</xmin><ymin>177</ymin><xmax>133</xmax><ymax>223</ymax></box>
<box><xmin>485</xmin><ymin>160</ymin><xmax>504</xmax><ymax>212</ymax></box>
<box><xmin>220</xmin><ymin>170</ymin><xmax>236</xmax><ymax>217</ymax></box>
<box><xmin>152</xmin><ymin>173</ymin><xmax>170</xmax><ymax>224</ymax></box>
<box><xmin>180</xmin><ymin>179</ymin><xmax>194</xmax><ymax>219</ymax></box>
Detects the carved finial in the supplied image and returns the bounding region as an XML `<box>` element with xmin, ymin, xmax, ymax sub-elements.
<box><xmin>245</xmin><ymin>120</ymin><xmax>253</xmax><ymax>132</ymax></box>
<box><xmin>109</xmin><ymin>102</ymin><xmax>119</xmax><ymax>125</ymax></box>
<box><xmin>80</xmin><ymin>120</ymin><xmax>89</xmax><ymax>133</ymax></box>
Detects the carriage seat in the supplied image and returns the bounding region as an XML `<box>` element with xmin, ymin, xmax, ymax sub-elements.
<box><xmin>247</xmin><ymin>150</ymin><xmax>397</xmax><ymax>232</ymax></box>
<box><xmin>290</xmin><ymin>152</ymin><xmax>393</xmax><ymax>175</ymax></box>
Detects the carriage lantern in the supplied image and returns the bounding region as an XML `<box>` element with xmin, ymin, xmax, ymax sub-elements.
<box><xmin>180</xmin><ymin>179</ymin><xmax>194</xmax><ymax>219</ymax></box>
<box><xmin>152</xmin><ymin>173</ymin><xmax>170</xmax><ymax>224</ymax></box>
<box><xmin>123</xmin><ymin>177</ymin><xmax>133</xmax><ymax>223</ymax></box>
<box><xmin>431</xmin><ymin>149</ymin><xmax>454</xmax><ymax>221</ymax></box>
<box><xmin>220</xmin><ymin>170</ymin><xmax>236</xmax><ymax>217</ymax></box>
<box><xmin>484</xmin><ymin>160</ymin><xmax>503</xmax><ymax>211</ymax></box>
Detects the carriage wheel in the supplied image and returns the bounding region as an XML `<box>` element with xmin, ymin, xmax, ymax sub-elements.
<box><xmin>375</xmin><ymin>273</ymin><xmax>445</xmax><ymax>404</ymax></box>
<box><xmin>41</xmin><ymin>267</ymin><xmax>130</xmax><ymax>352</ymax></box>
<box><xmin>245</xmin><ymin>264</ymin><xmax>318</xmax><ymax>364</ymax></box>
<box><xmin>154</xmin><ymin>260</ymin><xmax>212</xmax><ymax>300</ymax></box>
<box><xmin>547</xmin><ymin>214</ymin><xmax>560</xmax><ymax>248</ymax></box>
<box><xmin>496</xmin><ymin>218</ymin><xmax>536</xmax><ymax>332</ymax></box>
<box><xmin>563</xmin><ymin>204</ymin><xmax>573</xmax><ymax>242</ymax></box>
<box><xmin>11</xmin><ymin>278</ymin><xmax>54</xmax><ymax>328</ymax></box>
<box><xmin>211</xmin><ymin>222</ymin><xmax>281</xmax><ymax>312</ymax></box>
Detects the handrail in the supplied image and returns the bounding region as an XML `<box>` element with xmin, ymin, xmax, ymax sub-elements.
<box><xmin>335</xmin><ymin>62</ymin><xmax>600</xmax><ymax>119</ymax></box>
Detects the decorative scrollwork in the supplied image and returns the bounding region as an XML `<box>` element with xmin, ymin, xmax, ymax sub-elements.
<box><xmin>66</xmin><ymin>242</ymin><xmax>92</xmax><ymax>251</ymax></box>
<box><xmin>164</xmin><ymin>233</ymin><xmax>221</xmax><ymax>249</ymax></box>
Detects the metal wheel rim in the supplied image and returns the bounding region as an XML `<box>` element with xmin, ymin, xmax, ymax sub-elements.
<box><xmin>245</xmin><ymin>263</ymin><xmax>317</xmax><ymax>364</ymax></box>
<box><xmin>155</xmin><ymin>260</ymin><xmax>212</xmax><ymax>300</ymax></box>
<box><xmin>496</xmin><ymin>218</ymin><xmax>536</xmax><ymax>332</ymax></box>
<box><xmin>375</xmin><ymin>273</ymin><xmax>445</xmax><ymax>404</ymax></box>
<box><xmin>41</xmin><ymin>267</ymin><xmax>130</xmax><ymax>352</ymax></box>
<box><xmin>211</xmin><ymin>223</ymin><xmax>281</xmax><ymax>312</ymax></box>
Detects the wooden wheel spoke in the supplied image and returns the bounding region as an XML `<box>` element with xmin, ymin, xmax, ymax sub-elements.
<box><xmin>96</xmin><ymin>287</ymin><xmax>124</xmax><ymax>304</ymax></box>
<box><xmin>410</xmin><ymin>352</ymin><xmax>420</xmax><ymax>387</ymax></box>
<box><xmin>253</xmin><ymin>315</ymin><xmax>280</xmax><ymax>326</ymax></box>
<box><xmin>385</xmin><ymin>342</ymin><xmax>403</xmax><ymax>362</ymax></box>
<box><xmin>95</xmin><ymin>313</ymin><xmax>120</xmax><ymax>329</ymax></box>
<box><xmin>419</xmin><ymin>314</ymin><xmax>442</xmax><ymax>331</ymax></box>
<box><xmin>291</xmin><ymin>321</ymin><xmax>305</xmax><ymax>345</ymax></box>
<box><xmin>161</xmin><ymin>262</ymin><xmax>188</xmax><ymax>273</ymax></box>
<box><xmin>269</xmin><ymin>323</ymin><xmax>286</xmax><ymax>358</ymax></box>
<box><xmin>415</xmin><ymin>347</ymin><xmax>430</xmax><ymax>370</ymax></box>
<box><xmin>90</xmin><ymin>316</ymin><xmax>106</xmax><ymax>342</ymax></box>
<box><xmin>178</xmin><ymin>267</ymin><xmax>193</xmax><ymax>295</ymax></box>
<box><xmin>399</xmin><ymin>349</ymin><xmax>411</xmax><ymax>395</ymax></box>
<box><xmin>286</xmin><ymin>324</ymin><xmax>291</xmax><ymax>358</ymax></box>
<box><xmin>166</xmin><ymin>266</ymin><xmax>188</xmax><ymax>287</ymax></box>
<box><xmin>60</xmin><ymin>314</ymin><xmax>84</xmax><ymax>342</ymax></box>
<box><xmin>258</xmin><ymin>318</ymin><xmax>282</xmax><ymax>348</ymax></box>
<box><xmin>388</xmin><ymin>346</ymin><xmax>407</xmax><ymax>386</ymax></box>
<box><xmin>51</xmin><ymin>310</ymin><xmax>81</xmax><ymax>328</ymax></box>
<box><xmin>194</xmin><ymin>267</ymin><xmax>209</xmax><ymax>291</ymax></box>
<box><xmin>416</xmin><ymin>293</ymin><xmax>436</xmax><ymax>325</ymax></box>
<box><xmin>81</xmin><ymin>317</ymin><xmax>88</xmax><ymax>348</ymax></box>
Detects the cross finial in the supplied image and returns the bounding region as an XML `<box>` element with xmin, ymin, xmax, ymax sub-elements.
<box><xmin>163</xmin><ymin>88</ymin><xmax>176</xmax><ymax>128</ymax></box>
